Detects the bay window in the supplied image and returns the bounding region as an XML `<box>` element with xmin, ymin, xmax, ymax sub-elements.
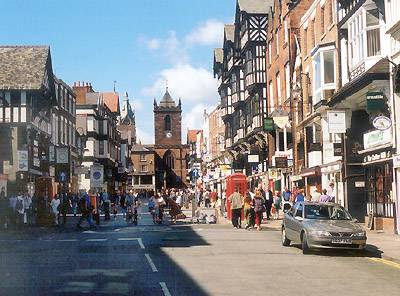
<box><xmin>312</xmin><ymin>48</ymin><xmax>336</xmax><ymax>105</ymax></box>
<box><xmin>245</xmin><ymin>49</ymin><xmax>253</xmax><ymax>75</ymax></box>
<box><xmin>348</xmin><ymin>7</ymin><xmax>382</xmax><ymax>68</ymax></box>
<box><xmin>231</xmin><ymin>73</ymin><xmax>237</xmax><ymax>93</ymax></box>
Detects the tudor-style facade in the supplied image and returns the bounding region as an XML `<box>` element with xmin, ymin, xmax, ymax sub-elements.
<box><xmin>0</xmin><ymin>46</ymin><xmax>56</xmax><ymax>196</ymax></box>
<box><xmin>215</xmin><ymin>0</ymin><xmax>273</xmax><ymax>192</ymax></box>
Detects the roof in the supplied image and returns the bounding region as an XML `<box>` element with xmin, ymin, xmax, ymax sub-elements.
<box><xmin>237</xmin><ymin>0</ymin><xmax>273</xmax><ymax>14</ymax></box>
<box><xmin>187</xmin><ymin>129</ymin><xmax>202</xmax><ymax>143</ymax></box>
<box><xmin>0</xmin><ymin>46</ymin><xmax>50</xmax><ymax>90</ymax></box>
<box><xmin>85</xmin><ymin>92</ymin><xmax>101</xmax><ymax>105</ymax></box>
<box><xmin>159</xmin><ymin>87</ymin><xmax>176</xmax><ymax>108</ymax></box>
<box><xmin>224</xmin><ymin>25</ymin><xmax>235</xmax><ymax>42</ymax></box>
<box><xmin>131</xmin><ymin>144</ymin><xmax>154</xmax><ymax>152</ymax></box>
<box><xmin>214</xmin><ymin>48</ymin><xmax>223</xmax><ymax>63</ymax></box>
<box><xmin>102</xmin><ymin>92</ymin><xmax>120</xmax><ymax>114</ymax></box>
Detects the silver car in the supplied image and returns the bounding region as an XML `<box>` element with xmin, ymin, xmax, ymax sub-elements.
<box><xmin>281</xmin><ymin>202</ymin><xmax>367</xmax><ymax>254</ymax></box>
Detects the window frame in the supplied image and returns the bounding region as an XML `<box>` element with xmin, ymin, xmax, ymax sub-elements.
<box><xmin>312</xmin><ymin>46</ymin><xmax>336</xmax><ymax>105</ymax></box>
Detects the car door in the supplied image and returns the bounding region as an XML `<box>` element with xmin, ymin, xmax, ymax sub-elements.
<box><xmin>292</xmin><ymin>203</ymin><xmax>304</xmax><ymax>243</ymax></box>
<box><xmin>284</xmin><ymin>203</ymin><xmax>298</xmax><ymax>240</ymax></box>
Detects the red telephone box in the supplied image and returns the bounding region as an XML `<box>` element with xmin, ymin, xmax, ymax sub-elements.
<box><xmin>225</xmin><ymin>173</ymin><xmax>248</xmax><ymax>220</ymax></box>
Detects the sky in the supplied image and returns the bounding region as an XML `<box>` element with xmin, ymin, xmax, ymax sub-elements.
<box><xmin>0</xmin><ymin>0</ymin><xmax>235</xmax><ymax>144</ymax></box>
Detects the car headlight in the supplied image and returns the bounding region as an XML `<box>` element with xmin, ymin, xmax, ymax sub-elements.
<box><xmin>352</xmin><ymin>231</ymin><xmax>366</xmax><ymax>237</ymax></box>
<box><xmin>309</xmin><ymin>230</ymin><xmax>331</xmax><ymax>237</ymax></box>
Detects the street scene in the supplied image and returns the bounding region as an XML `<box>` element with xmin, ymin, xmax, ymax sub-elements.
<box><xmin>1</xmin><ymin>0</ymin><xmax>400</xmax><ymax>295</ymax></box>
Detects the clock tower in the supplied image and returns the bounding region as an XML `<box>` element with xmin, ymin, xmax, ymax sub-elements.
<box><xmin>153</xmin><ymin>87</ymin><xmax>182</xmax><ymax>145</ymax></box>
<box><xmin>153</xmin><ymin>87</ymin><xmax>188</xmax><ymax>190</ymax></box>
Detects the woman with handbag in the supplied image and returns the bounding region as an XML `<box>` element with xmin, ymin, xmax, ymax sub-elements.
<box><xmin>253</xmin><ymin>189</ymin><xmax>265</xmax><ymax>231</ymax></box>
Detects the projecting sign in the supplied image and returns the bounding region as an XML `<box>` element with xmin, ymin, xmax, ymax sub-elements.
<box><xmin>56</xmin><ymin>147</ymin><xmax>69</xmax><ymax>164</ymax></box>
<box><xmin>268</xmin><ymin>168</ymin><xmax>278</xmax><ymax>180</ymax></box>
<box><xmin>327</xmin><ymin>111</ymin><xmax>346</xmax><ymax>134</ymax></box>
<box><xmin>17</xmin><ymin>150</ymin><xmax>28</xmax><ymax>172</ymax></box>
<box><xmin>247</xmin><ymin>154</ymin><xmax>259</xmax><ymax>163</ymax></box>
<box><xmin>275</xmin><ymin>157</ymin><xmax>288</xmax><ymax>168</ymax></box>
<box><xmin>90</xmin><ymin>165</ymin><xmax>104</xmax><ymax>188</ymax></box>
<box><xmin>394</xmin><ymin>154</ymin><xmax>400</xmax><ymax>168</ymax></box>
<box><xmin>372</xmin><ymin>116</ymin><xmax>392</xmax><ymax>130</ymax></box>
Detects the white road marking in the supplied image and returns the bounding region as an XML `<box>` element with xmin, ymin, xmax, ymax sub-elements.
<box><xmin>137</xmin><ymin>238</ymin><xmax>145</xmax><ymax>249</ymax></box>
<box><xmin>57</xmin><ymin>239</ymin><xmax>78</xmax><ymax>242</ymax></box>
<box><xmin>117</xmin><ymin>237</ymin><xmax>145</xmax><ymax>249</ymax></box>
<box><xmin>86</xmin><ymin>238</ymin><xmax>107</xmax><ymax>242</ymax></box>
<box><xmin>145</xmin><ymin>253</ymin><xmax>158</xmax><ymax>272</ymax></box>
<box><xmin>114</xmin><ymin>228</ymin><xmax>121</xmax><ymax>232</ymax></box>
<box><xmin>83</xmin><ymin>230</ymin><xmax>97</xmax><ymax>234</ymax></box>
<box><xmin>159</xmin><ymin>282</ymin><xmax>172</xmax><ymax>296</ymax></box>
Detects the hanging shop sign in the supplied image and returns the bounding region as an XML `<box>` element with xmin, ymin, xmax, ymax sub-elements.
<box><xmin>275</xmin><ymin>157</ymin><xmax>288</xmax><ymax>168</ymax></box>
<box><xmin>366</xmin><ymin>92</ymin><xmax>386</xmax><ymax>111</ymax></box>
<box><xmin>273</xmin><ymin>115</ymin><xmax>289</xmax><ymax>129</ymax></box>
<box><xmin>90</xmin><ymin>165</ymin><xmax>104</xmax><ymax>188</ymax></box>
<box><xmin>372</xmin><ymin>115</ymin><xmax>392</xmax><ymax>130</ymax></box>
<box><xmin>327</xmin><ymin>111</ymin><xmax>346</xmax><ymax>134</ymax></box>
<box><xmin>17</xmin><ymin>150</ymin><xmax>29</xmax><ymax>172</ymax></box>
<box><xmin>393</xmin><ymin>154</ymin><xmax>400</xmax><ymax>168</ymax></box>
<box><xmin>247</xmin><ymin>154</ymin><xmax>260</xmax><ymax>163</ymax></box>
<box><xmin>49</xmin><ymin>145</ymin><xmax>55</xmax><ymax>163</ymax></box>
<box><xmin>363</xmin><ymin>129</ymin><xmax>391</xmax><ymax>150</ymax></box>
<box><xmin>268</xmin><ymin>168</ymin><xmax>278</xmax><ymax>180</ymax></box>
<box><xmin>56</xmin><ymin>147</ymin><xmax>69</xmax><ymax>164</ymax></box>
<box><xmin>263</xmin><ymin>118</ymin><xmax>274</xmax><ymax>132</ymax></box>
<box><xmin>333</xmin><ymin>143</ymin><xmax>343</xmax><ymax>156</ymax></box>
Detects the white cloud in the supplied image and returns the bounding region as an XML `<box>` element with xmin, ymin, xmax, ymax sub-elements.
<box><xmin>147</xmin><ymin>38</ymin><xmax>160</xmax><ymax>50</ymax></box>
<box><xmin>185</xmin><ymin>19</ymin><xmax>225</xmax><ymax>46</ymax></box>
<box><xmin>141</xmin><ymin>64</ymin><xmax>219</xmax><ymax>104</ymax></box>
<box><xmin>131</xmin><ymin>99</ymin><xmax>144</xmax><ymax>111</ymax></box>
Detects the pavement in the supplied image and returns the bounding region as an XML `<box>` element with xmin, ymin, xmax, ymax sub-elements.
<box><xmin>0</xmin><ymin>204</ymin><xmax>400</xmax><ymax>295</ymax></box>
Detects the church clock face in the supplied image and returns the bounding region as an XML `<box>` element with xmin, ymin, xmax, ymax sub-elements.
<box><xmin>166</xmin><ymin>131</ymin><xmax>172</xmax><ymax>138</ymax></box>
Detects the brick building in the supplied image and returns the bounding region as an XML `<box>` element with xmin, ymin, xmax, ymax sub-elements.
<box><xmin>153</xmin><ymin>88</ymin><xmax>189</xmax><ymax>190</ymax></box>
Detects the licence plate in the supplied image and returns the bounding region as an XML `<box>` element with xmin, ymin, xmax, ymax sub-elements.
<box><xmin>332</xmin><ymin>238</ymin><xmax>352</xmax><ymax>244</ymax></box>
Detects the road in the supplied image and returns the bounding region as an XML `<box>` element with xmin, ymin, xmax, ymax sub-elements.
<box><xmin>1</xmin><ymin>204</ymin><xmax>400</xmax><ymax>296</ymax></box>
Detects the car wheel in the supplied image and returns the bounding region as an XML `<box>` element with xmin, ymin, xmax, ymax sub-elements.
<box><xmin>282</xmin><ymin>227</ymin><xmax>291</xmax><ymax>247</ymax></box>
<box><xmin>301</xmin><ymin>232</ymin><xmax>310</xmax><ymax>254</ymax></box>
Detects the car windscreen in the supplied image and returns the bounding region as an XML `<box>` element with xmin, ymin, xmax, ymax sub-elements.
<box><xmin>304</xmin><ymin>205</ymin><xmax>352</xmax><ymax>220</ymax></box>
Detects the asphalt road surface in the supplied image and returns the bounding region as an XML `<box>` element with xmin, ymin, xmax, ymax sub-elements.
<box><xmin>1</xmin><ymin>204</ymin><xmax>400</xmax><ymax>296</ymax></box>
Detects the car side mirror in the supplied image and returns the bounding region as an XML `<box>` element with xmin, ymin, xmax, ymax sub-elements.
<box><xmin>352</xmin><ymin>218</ymin><xmax>359</xmax><ymax>223</ymax></box>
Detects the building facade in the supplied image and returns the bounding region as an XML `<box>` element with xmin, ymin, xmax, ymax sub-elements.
<box><xmin>153</xmin><ymin>88</ymin><xmax>189</xmax><ymax>190</ymax></box>
<box><xmin>130</xmin><ymin>144</ymin><xmax>155</xmax><ymax>193</ymax></box>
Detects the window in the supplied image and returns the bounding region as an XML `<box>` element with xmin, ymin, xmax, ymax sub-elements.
<box><xmin>313</xmin><ymin>48</ymin><xmax>336</xmax><ymax>105</ymax></box>
<box><xmin>165</xmin><ymin>151</ymin><xmax>174</xmax><ymax>169</ymax></box>
<box><xmin>164</xmin><ymin>115</ymin><xmax>171</xmax><ymax>131</ymax></box>
<box><xmin>269</xmin><ymin>80</ymin><xmax>275</xmax><ymax>113</ymax></box>
<box><xmin>245</xmin><ymin>49</ymin><xmax>253</xmax><ymax>75</ymax></box>
<box><xmin>348</xmin><ymin>7</ymin><xmax>382</xmax><ymax>68</ymax></box>
<box><xmin>99</xmin><ymin>141</ymin><xmax>104</xmax><ymax>155</ymax></box>
<box><xmin>141</xmin><ymin>165</ymin><xmax>148</xmax><ymax>172</ymax></box>
<box><xmin>21</xmin><ymin>91</ymin><xmax>26</xmax><ymax>106</ymax></box>
<box><xmin>285</xmin><ymin>63</ymin><xmax>291</xmax><ymax>101</ymax></box>
<box><xmin>276</xmin><ymin>72</ymin><xmax>282</xmax><ymax>107</ymax></box>
<box><xmin>310</xmin><ymin>19</ymin><xmax>315</xmax><ymax>49</ymax></box>
<box><xmin>295</xmin><ymin>204</ymin><xmax>304</xmax><ymax>217</ymax></box>
<box><xmin>231</xmin><ymin>73</ymin><xmax>237</xmax><ymax>93</ymax></box>
<box><xmin>304</xmin><ymin>27</ymin><xmax>308</xmax><ymax>53</ymax></box>
<box><xmin>140</xmin><ymin>153</ymin><xmax>146</xmax><ymax>161</ymax></box>
<box><xmin>321</xmin><ymin>6</ymin><xmax>325</xmax><ymax>34</ymax></box>
<box><xmin>327</xmin><ymin>0</ymin><xmax>333</xmax><ymax>25</ymax></box>
<box><xmin>268</xmin><ymin>41</ymin><xmax>272</xmax><ymax>65</ymax></box>
<box><xmin>284</xmin><ymin>19</ymin><xmax>289</xmax><ymax>43</ymax></box>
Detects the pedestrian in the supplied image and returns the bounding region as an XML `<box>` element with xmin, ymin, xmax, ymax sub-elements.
<box><xmin>23</xmin><ymin>191</ymin><xmax>32</xmax><ymax>225</ymax></box>
<box><xmin>228</xmin><ymin>186</ymin><xmax>244</xmax><ymax>229</ymax></box>
<box><xmin>319</xmin><ymin>189</ymin><xmax>331</xmax><ymax>202</ymax></box>
<box><xmin>282</xmin><ymin>187</ymin><xmax>291</xmax><ymax>202</ymax></box>
<box><xmin>204</xmin><ymin>189</ymin><xmax>211</xmax><ymax>208</ymax></box>
<box><xmin>243</xmin><ymin>192</ymin><xmax>252</xmax><ymax>229</ymax></box>
<box><xmin>253</xmin><ymin>189</ymin><xmax>265</xmax><ymax>231</ymax></box>
<box><xmin>295</xmin><ymin>189</ymin><xmax>305</xmax><ymax>203</ymax></box>
<box><xmin>77</xmin><ymin>192</ymin><xmax>95</xmax><ymax>230</ymax></box>
<box><xmin>101</xmin><ymin>189</ymin><xmax>110</xmax><ymax>221</ymax></box>
<box><xmin>263</xmin><ymin>185</ymin><xmax>273</xmax><ymax>220</ymax></box>
<box><xmin>120</xmin><ymin>191</ymin><xmax>127</xmax><ymax>218</ymax></box>
<box><xmin>50</xmin><ymin>194</ymin><xmax>60</xmax><ymax>226</ymax></box>
<box><xmin>148</xmin><ymin>193</ymin><xmax>157</xmax><ymax>223</ymax></box>
<box><xmin>60</xmin><ymin>192</ymin><xmax>71</xmax><ymax>225</ymax></box>
<box><xmin>8</xmin><ymin>194</ymin><xmax>17</xmax><ymax>229</ymax></box>
<box><xmin>0</xmin><ymin>187</ymin><xmax>8</xmax><ymax>230</ymax></box>
<box><xmin>274</xmin><ymin>191</ymin><xmax>282</xmax><ymax>219</ymax></box>
<box><xmin>176</xmin><ymin>191</ymin><xmax>183</xmax><ymax>208</ymax></box>
<box><xmin>71</xmin><ymin>193</ymin><xmax>78</xmax><ymax>217</ymax></box>
<box><xmin>156</xmin><ymin>194</ymin><xmax>166</xmax><ymax>224</ymax></box>
<box><xmin>311</xmin><ymin>188</ymin><xmax>321</xmax><ymax>202</ymax></box>
<box><xmin>221</xmin><ymin>189</ymin><xmax>226</xmax><ymax>217</ymax></box>
<box><xmin>327</xmin><ymin>182</ymin><xmax>336</xmax><ymax>203</ymax></box>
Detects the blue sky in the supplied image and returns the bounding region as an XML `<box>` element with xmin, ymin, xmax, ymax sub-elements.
<box><xmin>0</xmin><ymin>0</ymin><xmax>235</xmax><ymax>143</ymax></box>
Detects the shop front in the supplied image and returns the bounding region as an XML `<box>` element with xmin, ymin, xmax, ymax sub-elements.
<box><xmin>300</xmin><ymin>166</ymin><xmax>322</xmax><ymax>197</ymax></box>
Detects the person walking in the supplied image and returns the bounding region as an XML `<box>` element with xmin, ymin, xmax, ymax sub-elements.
<box><xmin>50</xmin><ymin>194</ymin><xmax>60</xmax><ymax>226</ymax></box>
<box><xmin>243</xmin><ymin>192</ymin><xmax>252</xmax><ymax>230</ymax></box>
<box><xmin>148</xmin><ymin>194</ymin><xmax>157</xmax><ymax>223</ymax></box>
<box><xmin>253</xmin><ymin>189</ymin><xmax>265</xmax><ymax>230</ymax></box>
<box><xmin>263</xmin><ymin>186</ymin><xmax>273</xmax><ymax>220</ymax></box>
<box><xmin>204</xmin><ymin>189</ymin><xmax>211</xmax><ymax>208</ymax></box>
<box><xmin>228</xmin><ymin>187</ymin><xmax>244</xmax><ymax>229</ymax></box>
<box><xmin>71</xmin><ymin>193</ymin><xmax>78</xmax><ymax>217</ymax></box>
<box><xmin>274</xmin><ymin>192</ymin><xmax>282</xmax><ymax>219</ymax></box>
<box><xmin>101</xmin><ymin>189</ymin><xmax>110</xmax><ymax>221</ymax></box>
<box><xmin>319</xmin><ymin>189</ymin><xmax>331</xmax><ymax>202</ymax></box>
<box><xmin>77</xmin><ymin>192</ymin><xmax>95</xmax><ymax>230</ymax></box>
<box><xmin>295</xmin><ymin>189</ymin><xmax>305</xmax><ymax>203</ymax></box>
<box><xmin>327</xmin><ymin>182</ymin><xmax>336</xmax><ymax>203</ymax></box>
<box><xmin>0</xmin><ymin>187</ymin><xmax>8</xmax><ymax>230</ymax></box>
<box><xmin>59</xmin><ymin>192</ymin><xmax>70</xmax><ymax>225</ymax></box>
<box><xmin>23</xmin><ymin>191</ymin><xmax>32</xmax><ymax>225</ymax></box>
